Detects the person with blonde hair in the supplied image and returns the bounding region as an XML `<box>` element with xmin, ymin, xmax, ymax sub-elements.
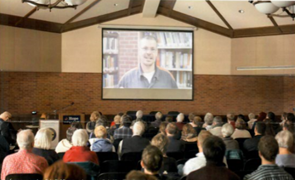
<box><xmin>275</xmin><ymin>130</ymin><xmax>295</xmax><ymax>168</ymax></box>
<box><xmin>90</xmin><ymin>125</ymin><xmax>114</xmax><ymax>152</ymax></box>
<box><xmin>33</xmin><ymin>128</ymin><xmax>59</xmax><ymax>165</ymax></box>
<box><xmin>231</xmin><ymin>118</ymin><xmax>252</xmax><ymax>139</ymax></box>
<box><xmin>1</xmin><ymin>130</ymin><xmax>48</xmax><ymax>180</ymax></box>
<box><xmin>181</xmin><ymin>124</ymin><xmax>197</xmax><ymax>142</ymax></box>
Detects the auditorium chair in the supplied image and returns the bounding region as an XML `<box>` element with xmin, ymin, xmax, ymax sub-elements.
<box><xmin>225</xmin><ymin>149</ymin><xmax>244</xmax><ymax>174</ymax></box>
<box><xmin>121</xmin><ymin>152</ymin><xmax>143</xmax><ymax>162</ymax></box>
<box><xmin>183</xmin><ymin>142</ymin><xmax>199</xmax><ymax>159</ymax></box>
<box><xmin>149</xmin><ymin>111</ymin><xmax>159</xmax><ymax>115</ymax></box>
<box><xmin>166</xmin><ymin>152</ymin><xmax>185</xmax><ymax>161</ymax></box>
<box><xmin>100</xmin><ymin>160</ymin><xmax>137</xmax><ymax>173</ymax></box>
<box><xmin>95</xmin><ymin>152</ymin><xmax>118</xmax><ymax>164</ymax></box>
<box><xmin>243</xmin><ymin>150</ymin><xmax>259</xmax><ymax>160</ymax></box>
<box><xmin>5</xmin><ymin>173</ymin><xmax>43</xmax><ymax>180</ymax></box>
<box><xmin>167</xmin><ymin>111</ymin><xmax>180</xmax><ymax>116</ymax></box>
<box><xmin>142</xmin><ymin>127</ymin><xmax>159</xmax><ymax>140</ymax></box>
<box><xmin>283</xmin><ymin>167</ymin><xmax>295</xmax><ymax>178</ymax></box>
<box><xmin>234</xmin><ymin>138</ymin><xmax>249</xmax><ymax>150</ymax></box>
<box><xmin>97</xmin><ymin>172</ymin><xmax>127</xmax><ymax>180</ymax></box>
<box><xmin>68</xmin><ymin>162</ymin><xmax>100</xmax><ymax>180</ymax></box>
<box><xmin>243</xmin><ymin>158</ymin><xmax>261</xmax><ymax>173</ymax></box>
<box><xmin>126</xmin><ymin>111</ymin><xmax>137</xmax><ymax>115</ymax></box>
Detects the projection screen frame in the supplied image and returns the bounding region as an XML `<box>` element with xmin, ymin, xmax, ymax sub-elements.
<box><xmin>101</xmin><ymin>28</ymin><xmax>194</xmax><ymax>101</ymax></box>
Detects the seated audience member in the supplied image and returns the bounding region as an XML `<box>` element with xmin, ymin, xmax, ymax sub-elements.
<box><xmin>280</xmin><ymin>112</ymin><xmax>288</xmax><ymax>126</ymax></box>
<box><xmin>188</xmin><ymin>113</ymin><xmax>195</xmax><ymax>124</ymax></box>
<box><xmin>264</xmin><ymin>118</ymin><xmax>276</xmax><ymax>136</ymax></box>
<box><xmin>243</xmin><ymin>121</ymin><xmax>266</xmax><ymax>152</ymax></box>
<box><xmin>244</xmin><ymin>136</ymin><xmax>293</xmax><ymax>180</ymax></box>
<box><xmin>86</xmin><ymin>111</ymin><xmax>100</xmax><ymax>135</ymax></box>
<box><xmin>203</xmin><ymin>112</ymin><xmax>214</xmax><ymax>130</ymax></box>
<box><xmin>126</xmin><ymin>170</ymin><xmax>157</xmax><ymax>180</ymax></box>
<box><xmin>166</xmin><ymin>123</ymin><xmax>184</xmax><ymax>153</ymax></box>
<box><xmin>191</xmin><ymin>116</ymin><xmax>205</xmax><ymax>136</ymax></box>
<box><xmin>159</xmin><ymin>122</ymin><xmax>168</xmax><ymax>135</ymax></box>
<box><xmin>275</xmin><ymin>130</ymin><xmax>295</xmax><ymax>168</ymax></box>
<box><xmin>63</xmin><ymin>129</ymin><xmax>99</xmax><ymax>165</ymax></box>
<box><xmin>113</xmin><ymin>115</ymin><xmax>133</xmax><ymax>140</ymax></box>
<box><xmin>251</xmin><ymin>112</ymin><xmax>267</xmax><ymax>132</ymax></box>
<box><xmin>0</xmin><ymin>111</ymin><xmax>17</xmax><ymax>146</ymax></box>
<box><xmin>231</xmin><ymin>118</ymin><xmax>252</xmax><ymax>139</ymax></box>
<box><xmin>109</xmin><ymin>114</ymin><xmax>121</xmax><ymax>136</ymax></box>
<box><xmin>164</xmin><ymin>116</ymin><xmax>173</xmax><ymax>123</ymax></box>
<box><xmin>227</xmin><ymin>113</ymin><xmax>236</xmax><ymax>129</ymax></box>
<box><xmin>187</xmin><ymin>136</ymin><xmax>239</xmax><ymax>180</ymax></box>
<box><xmin>90</xmin><ymin>125</ymin><xmax>114</xmax><ymax>152</ymax></box>
<box><xmin>151</xmin><ymin>133</ymin><xmax>177</xmax><ymax>174</ymax></box>
<box><xmin>221</xmin><ymin>123</ymin><xmax>239</xmax><ymax>150</ymax></box>
<box><xmin>248</xmin><ymin>113</ymin><xmax>257</xmax><ymax>130</ymax></box>
<box><xmin>0</xmin><ymin>134</ymin><xmax>9</xmax><ymax>163</ymax></box>
<box><xmin>1</xmin><ymin>130</ymin><xmax>48</xmax><ymax>180</ymax></box>
<box><xmin>120</xmin><ymin>121</ymin><xmax>150</xmax><ymax>156</ymax></box>
<box><xmin>150</xmin><ymin>112</ymin><xmax>163</xmax><ymax>128</ymax></box>
<box><xmin>33</xmin><ymin>128</ymin><xmax>59</xmax><ymax>165</ymax></box>
<box><xmin>131</xmin><ymin>110</ymin><xmax>147</xmax><ymax>129</ymax></box>
<box><xmin>55</xmin><ymin>121</ymin><xmax>82</xmax><ymax>153</ymax></box>
<box><xmin>140</xmin><ymin>145</ymin><xmax>165</xmax><ymax>179</ymax></box>
<box><xmin>208</xmin><ymin>116</ymin><xmax>223</xmax><ymax>137</ymax></box>
<box><xmin>43</xmin><ymin>160</ymin><xmax>87</xmax><ymax>180</ymax></box>
<box><xmin>176</xmin><ymin>113</ymin><xmax>185</xmax><ymax>130</ymax></box>
<box><xmin>181</xmin><ymin>124</ymin><xmax>197</xmax><ymax>142</ymax></box>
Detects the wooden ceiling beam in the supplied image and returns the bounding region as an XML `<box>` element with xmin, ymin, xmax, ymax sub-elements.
<box><xmin>15</xmin><ymin>7</ymin><xmax>37</xmax><ymax>26</ymax></box>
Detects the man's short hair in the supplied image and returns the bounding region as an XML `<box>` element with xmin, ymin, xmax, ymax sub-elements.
<box><xmin>275</xmin><ymin>130</ymin><xmax>294</xmax><ymax>149</ymax></box>
<box><xmin>227</xmin><ymin>113</ymin><xmax>235</xmax><ymax>121</ymax></box>
<box><xmin>133</xmin><ymin>121</ymin><xmax>145</xmax><ymax>136</ymax></box>
<box><xmin>136</xmin><ymin>110</ymin><xmax>143</xmax><ymax>119</ymax></box>
<box><xmin>258</xmin><ymin>135</ymin><xmax>278</xmax><ymax>162</ymax></box>
<box><xmin>235</xmin><ymin>118</ymin><xmax>247</xmax><ymax>129</ymax></box>
<box><xmin>155</xmin><ymin>112</ymin><xmax>163</xmax><ymax>120</ymax></box>
<box><xmin>221</xmin><ymin>123</ymin><xmax>234</xmax><ymax>137</ymax></box>
<box><xmin>34</xmin><ymin>128</ymin><xmax>53</xmax><ymax>150</ymax></box>
<box><xmin>255</xmin><ymin>121</ymin><xmax>266</xmax><ymax>134</ymax></box>
<box><xmin>17</xmin><ymin>129</ymin><xmax>34</xmax><ymax>149</ymax></box>
<box><xmin>121</xmin><ymin>114</ymin><xmax>131</xmax><ymax>127</ymax></box>
<box><xmin>126</xmin><ymin>170</ymin><xmax>157</xmax><ymax>180</ymax></box>
<box><xmin>198</xmin><ymin>130</ymin><xmax>212</xmax><ymax>146</ymax></box>
<box><xmin>202</xmin><ymin>136</ymin><xmax>226</xmax><ymax>163</ymax></box>
<box><xmin>204</xmin><ymin>113</ymin><xmax>214</xmax><ymax>125</ymax></box>
<box><xmin>248</xmin><ymin>113</ymin><xmax>256</xmax><ymax>120</ymax></box>
<box><xmin>151</xmin><ymin>133</ymin><xmax>169</xmax><ymax>154</ymax></box>
<box><xmin>141</xmin><ymin>145</ymin><xmax>163</xmax><ymax>173</ymax></box>
<box><xmin>193</xmin><ymin>116</ymin><xmax>203</xmax><ymax>127</ymax></box>
<box><xmin>188</xmin><ymin>113</ymin><xmax>195</xmax><ymax>122</ymax></box>
<box><xmin>176</xmin><ymin>113</ymin><xmax>184</xmax><ymax>123</ymax></box>
<box><xmin>166</xmin><ymin>122</ymin><xmax>178</xmax><ymax>135</ymax></box>
<box><xmin>213</xmin><ymin>116</ymin><xmax>223</xmax><ymax>126</ymax></box>
<box><xmin>72</xmin><ymin>129</ymin><xmax>88</xmax><ymax>147</ymax></box>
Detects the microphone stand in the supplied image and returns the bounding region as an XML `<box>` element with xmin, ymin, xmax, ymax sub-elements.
<box><xmin>53</xmin><ymin>102</ymin><xmax>75</xmax><ymax>119</ymax></box>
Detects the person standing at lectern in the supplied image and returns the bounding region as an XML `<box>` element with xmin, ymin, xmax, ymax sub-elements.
<box><xmin>117</xmin><ymin>36</ymin><xmax>178</xmax><ymax>89</ymax></box>
<box><xmin>0</xmin><ymin>111</ymin><xmax>17</xmax><ymax>147</ymax></box>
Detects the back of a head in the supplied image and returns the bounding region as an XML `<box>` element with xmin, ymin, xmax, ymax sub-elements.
<box><xmin>155</xmin><ymin>112</ymin><xmax>163</xmax><ymax>120</ymax></box>
<box><xmin>193</xmin><ymin>116</ymin><xmax>203</xmax><ymax>127</ymax></box>
<box><xmin>227</xmin><ymin>113</ymin><xmax>235</xmax><ymax>121</ymax></box>
<box><xmin>275</xmin><ymin>130</ymin><xmax>294</xmax><ymax>150</ymax></box>
<box><xmin>71</xmin><ymin>121</ymin><xmax>83</xmax><ymax>129</ymax></box>
<box><xmin>258</xmin><ymin>135</ymin><xmax>278</xmax><ymax>162</ymax></box>
<box><xmin>188</xmin><ymin>113</ymin><xmax>195</xmax><ymax>122</ymax></box>
<box><xmin>17</xmin><ymin>129</ymin><xmax>34</xmax><ymax>150</ymax></box>
<box><xmin>213</xmin><ymin>116</ymin><xmax>223</xmax><ymax>126</ymax></box>
<box><xmin>141</xmin><ymin>145</ymin><xmax>163</xmax><ymax>173</ymax></box>
<box><xmin>0</xmin><ymin>111</ymin><xmax>11</xmax><ymax>121</ymax></box>
<box><xmin>165</xmin><ymin>116</ymin><xmax>173</xmax><ymax>123</ymax></box>
<box><xmin>72</xmin><ymin>129</ymin><xmax>88</xmax><ymax>146</ymax></box>
<box><xmin>151</xmin><ymin>133</ymin><xmax>169</xmax><ymax>154</ymax></box>
<box><xmin>176</xmin><ymin>113</ymin><xmax>184</xmax><ymax>123</ymax></box>
<box><xmin>267</xmin><ymin>112</ymin><xmax>276</xmax><ymax>121</ymax></box>
<box><xmin>43</xmin><ymin>160</ymin><xmax>87</xmax><ymax>180</ymax></box>
<box><xmin>133</xmin><ymin>121</ymin><xmax>145</xmax><ymax>136</ymax></box>
<box><xmin>198</xmin><ymin>130</ymin><xmax>212</xmax><ymax>146</ymax></box>
<box><xmin>202</xmin><ymin>136</ymin><xmax>226</xmax><ymax>163</ymax></box>
<box><xmin>221</xmin><ymin>123</ymin><xmax>234</xmax><ymax>138</ymax></box>
<box><xmin>287</xmin><ymin>113</ymin><xmax>295</xmax><ymax>122</ymax></box>
<box><xmin>182</xmin><ymin>124</ymin><xmax>196</xmax><ymax>139</ymax></box>
<box><xmin>126</xmin><ymin>170</ymin><xmax>157</xmax><ymax>180</ymax></box>
<box><xmin>34</xmin><ymin>128</ymin><xmax>53</xmax><ymax>150</ymax></box>
<box><xmin>255</xmin><ymin>121</ymin><xmax>266</xmax><ymax>135</ymax></box>
<box><xmin>90</xmin><ymin>111</ymin><xmax>100</xmax><ymax>122</ymax></box>
<box><xmin>159</xmin><ymin>122</ymin><xmax>168</xmax><ymax>135</ymax></box>
<box><xmin>114</xmin><ymin>115</ymin><xmax>121</xmax><ymax>124</ymax></box>
<box><xmin>136</xmin><ymin>110</ymin><xmax>143</xmax><ymax>119</ymax></box>
<box><xmin>248</xmin><ymin>113</ymin><xmax>256</xmax><ymax>120</ymax></box>
<box><xmin>204</xmin><ymin>113</ymin><xmax>214</xmax><ymax>125</ymax></box>
<box><xmin>166</xmin><ymin>122</ymin><xmax>178</xmax><ymax>135</ymax></box>
<box><xmin>121</xmin><ymin>114</ymin><xmax>131</xmax><ymax>127</ymax></box>
<box><xmin>257</xmin><ymin>112</ymin><xmax>267</xmax><ymax>121</ymax></box>
<box><xmin>94</xmin><ymin>125</ymin><xmax>107</xmax><ymax>139</ymax></box>
<box><xmin>235</xmin><ymin>118</ymin><xmax>246</xmax><ymax>129</ymax></box>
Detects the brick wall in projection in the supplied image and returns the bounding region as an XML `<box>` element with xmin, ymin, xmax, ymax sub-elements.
<box><xmin>0</xmin><ymin>72</ymin><xmax>293</xmax><ymax>115</ymax></box>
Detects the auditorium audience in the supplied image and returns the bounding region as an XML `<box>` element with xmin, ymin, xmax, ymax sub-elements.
<box><xmin>231</xmin><ymin>118</ymin><xmax>252</xmax><ymax>139</ymax></box>
<box><xmin>181</xmin><ymin>124</ymin><xmax>197</xmax><ymax>142</ymax></box>
<box><xmin>55</xmin><ymin>121</ymin><xmax>82</xmax><ymax>153</ymax></box>
<box><xmin>176</xmin><ymin>113</ymin><xmax>185</xmax><ymax>130</ymax></box>
<box><xmin>43</xmin><ymin>160</ymin><xmax>87</xmax><ymax>180</ymax></box>
<box><xmin>113</xmin><ymin>114</ymin><xmax>132</xmax><ymax>140</ymax></box>
<box><xmin>243</xmin><ymin>121</ymin><xmax>266</xmax><ymax>152</ymax></box>
<box><xmin>126</xmin><ymin>170</ymin><xmax>157</xmax><ymax>180</ymax></box>
<box><xmin>244</xmin><ymin>135</ymin><xmax>293</xmax><ymax>180</ymax></box>
<box><xmin>203</xmin><ymin>112</ymin><xmax>214</xmax><ymax>130</ymax></box>
<box><xmin>150</xmin><ymin>112</ymin><xmax>163</xmax><ymax>128</ymax></box>
<box><xmin>186</xmin><ymin>136</ymin><xmax>239</xmax><ymax>180</ymax></box>
<box><xmin>151</xmin><ymin>133</ymin><xmax>178</xmax><ymax>174</ymax></box>
<box><xmin>208</xmin><ymin>116</ymin><xmax>223</xmax><ymax>137</ymax></box>
<box><xmin>166</xmin><ymin>123</ymin><xmax>184</xmax><ymax>153</ymax></box>
<box><xmin>227</xmin><ymin>113</ymin><xmax>236</xmax><ymax>129</ymax></box>
<box><xmin>1</xmin><ymin>129</ymin><xmax>48</xmax><ymax>180</ymax></box>
<box><xmin>119</xmin><ymin>121</ymin><xmax>150</xmax><ymax>156</ymax></box>
<box><xmin>247</xmin><ymin>113</ymin><xmax>257</xmax><ymax>130</ymax></box>
<box><xmin>63</xmin><ymin>129</ymin><xmax>99</xmax><ymax>165</ymax></box>
<box><xmin>33</xmin><ymin>128</ymin><xmax>59</xmax><ymax>165</ymax></box>
<box><xmin>221</xmin><ymin>123</ymin><xmax>239</xmax><ymax>150</ymax></box>
<box><xmin>275</xmin><ymin>130</ymin><xmax>295</xmax><ymax>168</ymax></box>
<box><xmin>140</xmin><ymin>145</ymin><xmax>165</xmax><ymax>179</ymax></box>
<box><xmin>90</xmin><ymin>125</ymin><xmax>114</xmax><ymax>152</ymax></box>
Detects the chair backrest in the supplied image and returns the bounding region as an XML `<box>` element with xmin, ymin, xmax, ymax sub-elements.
<box><xmin>244</xmin><ymin>158</ymin><xmax>261</xmax><ymax>172</ymax></box>
<box><xmin>166</xmin><ymin>152</ymin><xmax>185</xmax><ymax>160</ymax></box>
<box><xmin>113</xmin><ymin>138</ymin><xmax>123</xmax><ymax>152</ymax></box>
<box><xmin>57</xmin><ymin>152</ymin><xmax>65</xmax><ymax>159</ymax></box>
<box><xmin>68</xmin><ymin>162</ymin><xmax>100</xmax><ymax>179</ymax></box>
<box><xmin>126</xmin><ymin>111</ymin><xmax>137</xmax><ymax>115</ymax></box>
<box><xmin>121</xmin><ymin>152</ymin><xmax>142</xmax><ymax>162</ymax></box>
<box><xmin>149</xmin><ymin>111</ymin><xmax>159</xmax><ymax>115</ymax></box>
<box><xmin>235</xmin><ymin>138</ymin><xmax>249</xmax><ymax>150</ymax></box>
<box><xmin>283</xmin><ymin>167</ymin><xmax>295</xmax><ymax>179</ymax></box>
<box><xmin>96</xmin><ymin>152</ymin><xmax>118</xmax><ymax>164</ymax></box>
<box><xmin>97</xmin><ymin>172</ymin><xmax>127</xmax><ymax>180</ymax></box>
<box><xmin>168</xmin><ymin>111</ymin><xmax>180</xmax><ymax>116</ymax></box>
<box><xmin>5</xmin><ymin>173</ymin><xmax>43</xmax><ymax>180</ymax></box>
<box><xmin>101</xmin><ymin>160</ymin><xmax>137</xmax><ymax>173</ymax></box>
<box><xmin>244</xmin><ymin>150</ymin><xmax>259</xmax><ymax>160</ymax></box>
<box><xmin>176</xmin><ymin>158</ymin><xmax>188</xmax><ymax>166</ymax></box>
<box><xmin>225</xmin><ymin>149</ymin><xmax>244</xmax><ymax>160</ymax></box>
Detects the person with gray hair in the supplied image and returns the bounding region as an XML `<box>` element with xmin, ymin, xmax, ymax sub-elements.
<box><xmin>221</xmin><ymin>123</ymin><xmax>239</xmax><ymax>150</ymax></box>
<box><xmin>150</xmin><ymin>112</ymin><xmax>163</xmax><ymax>128</ymax></box>
<box><xmin>248</xmin><ymin>113</ymin><xmax>257</xmax><ymax>129</ymax></box>
<box><xmin>208</xmin><ymin>116</ymin><xmax>223</xmax><ymax>137</ymax></box>
<box><xmin>119</xmin><ymin>121</ymin><xmax>150</xmax><ymax>156</ymax></box>
<box><xmin>131</xmin><ymin>110</ymin><xmax>147</xmax><ymax>130</ymax></box>
<box><xmin>203</xmin><ymin>112</ymin><xmax>214</xmax><ymax>130</ymax></box>
<box><xmin>176</xmin><ymin>113</ymin><xmax>185</xmax><ymax>130</ymax></box>
<box><xmin>63</xmin><ymin>129</ymin><xmax>99</xmax><ymax>165</ymax></box>
<box><xmin>1</xmin><ymin>130</ymin><xmax>48</xmax><ymax>180</ymax></box>
<box><xmin>275</xmin><ymin>130</ymin><xmax>295</xmax><ymax>168</ymax></box>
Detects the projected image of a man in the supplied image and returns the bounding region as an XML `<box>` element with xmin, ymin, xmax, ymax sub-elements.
<box><xmin>117</xmin><ymin>36</ymin><xmax>178</xmax><ymax>89</ymax></box>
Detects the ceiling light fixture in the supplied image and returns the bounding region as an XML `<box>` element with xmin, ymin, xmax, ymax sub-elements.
<box><xmin>250</xmin><ymin>0</ymin><xmax>295</xmax><ymax>20</ymax></box>
<box><xmin>238</xmin><ymin>9</ymin><xmax>245</xmax><ymax>13</ymax></box>
<box><xmin>22</xmin><ymin>0</ymin><xmax>86</xmax><ymax>11</ymax></box>
<box><xmin>188</xmin><ymin>6</ymin><xmax>192</xmax><ymax>9</ymax></box>
<box><xmin>114</xmin><ymin>3</ymin><xmax>118</xmax><ymax>6</ymax></box>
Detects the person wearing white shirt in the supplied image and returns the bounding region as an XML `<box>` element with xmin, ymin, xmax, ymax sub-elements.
<box><xmin>208</xmin><ymin>116</ymin><xmax>223</xmax><ymax>138</ymax></box>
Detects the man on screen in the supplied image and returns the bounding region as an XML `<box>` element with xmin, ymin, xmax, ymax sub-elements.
<box><xmin>117</xmin><ymin>36</ymin><xmax>178</xmax><ymax>89</ymax></box>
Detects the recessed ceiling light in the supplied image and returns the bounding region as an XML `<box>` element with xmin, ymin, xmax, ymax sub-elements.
<box><xmin>239</xmin><ymin>9</ymin><xmax>245</xmax><ymax>13</ymax></box>
<box><xmin>114</xmin><ymin>3</ymin><xmax>118</xmax><ymax>6</ymax></box>
<box><xmin>188</xmin><ymin>6</ymin><xmax>192</xmax><ymax>9</ymax></box>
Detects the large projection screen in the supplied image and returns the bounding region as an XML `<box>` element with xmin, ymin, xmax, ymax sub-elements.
<box><xmin>102</xmin><ymin>28</ymin><xmax>194</xmax><ymax>100</ymax></box>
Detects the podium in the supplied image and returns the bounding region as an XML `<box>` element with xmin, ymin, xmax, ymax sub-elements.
<box><xmin>58</xmin><ymin>113</ymin><xmax>85</xmax><ymax>141</ymax></box>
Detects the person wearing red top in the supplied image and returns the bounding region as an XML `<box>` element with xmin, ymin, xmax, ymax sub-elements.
<box><xmin>63</xmin><ymin>129</ymin><xmax>99</xmax><ymax>165</ymax></box>
<box><xmin>1</xmin><ymin>129</ymin><xmax>48</xmax><ymax>180</ymax></box>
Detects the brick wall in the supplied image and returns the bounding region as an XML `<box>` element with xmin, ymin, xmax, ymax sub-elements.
<box><xmin>0</xmin><ymin>72</ymin><xmax>293</xmax><ymax>116</ymax></box>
